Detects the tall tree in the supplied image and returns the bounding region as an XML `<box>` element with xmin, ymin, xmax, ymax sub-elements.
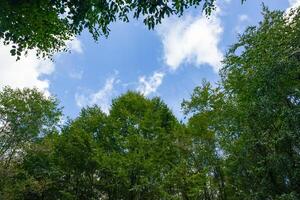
<box><xmin>182</xmin><ymin>6</ymin><xmax>300</xmax><ymax>200</ymax></box>
<box><xmin>220</xmin><ymin>7</ymin><xmax>300</xmax><ymax>199</ymax></box>
<box><xmin>0</xmin><ymin>86</ymin><xmax>61</xmax><ymax>165</ymax></box>
<box><xmin>0</xmin><ymin>87</ymin><xmax>61</xmax><ymax>199</ymax></box>
<box><xmin>1</xmin><ymin>5</ymin><xmax>299</xmax><ymax>200</ymax></box>
<box><xmin>182</xmin><ymin>81</ymin><xmax>227</xmax><ymax>200</ymax></box>
<box><xmin>107</xmin><ymin>92</ymin><xmax>181</xmax><ymax>199</ymax></box>
<box><xmin>7</xmin><ymin>92</ymin><xmax>184</xmax><ymax>199</ymax></box>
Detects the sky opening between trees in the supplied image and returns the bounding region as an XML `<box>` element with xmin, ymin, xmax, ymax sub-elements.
<box><xmin>0</xmin><ymin>1</ymin><xmax>300</xmax><ymax>199</ymax></box>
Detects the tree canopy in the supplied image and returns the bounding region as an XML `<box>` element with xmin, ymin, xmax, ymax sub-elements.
<box><xmin>0</xmin><ymin>87</ymin><xmax>61</xmax><ymax>166</ymax></box>
<box><xmin>0</xmin><ymin>0</ymin><xmax>246</xmax><ymax>59</ymax></box>
<box><xmin>0</xmin><ymin>5</ymin><xmax>299</xmax><ymax>200</ymax></box>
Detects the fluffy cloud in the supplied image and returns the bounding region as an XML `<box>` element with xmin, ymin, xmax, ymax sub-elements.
<box><xmin>137</xmin><ymin>72</ymin><xmax>165</xmax><ymax>96</ymax></box>
<box><xmin>66</xmin><ymin>38</ymin><xmax>83</xmax><ymax>54</ymax></box>
<box><xmin>157</xmin><ymin>9</ymin><xmax>223</xmax><ymax>72</ymax></box>
<box><xmin>289</xmin><ymin>0</ymin><xmax>300</xmax><ymax>9</ymax></box>
<box><xmin>0</xmin><ymin>38</ymin><xmax>83</xmax><ymax>95</ymax></box>
<box><xmin>0</xmin><ymin>44</ymin><xmax>55</xmax><ymax>95</ymax></box>
<box><xmin>75</xmin><ymin>75</ymin><xmax>118</xmax><ymax>113</ymax></box>
<box><xmin>239</xmin><ymin>14</ymin><xmax>250</xmax><ymax>22</ymax></box>
<box><xmin>285</xmin><ymin>0</ymin><xmax>300</xmax><ymax>21</ymax></box>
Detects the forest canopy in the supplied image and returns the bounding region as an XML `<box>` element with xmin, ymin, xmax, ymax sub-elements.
<box><xmin>0</xmin><ymin>0</ymin><xmax>246</xmax><ymax>59</ymax></box>
<box><xmin>0</xmin><ymin>5</ymin><xmax>300</xmax><ymax>200</ymax></box>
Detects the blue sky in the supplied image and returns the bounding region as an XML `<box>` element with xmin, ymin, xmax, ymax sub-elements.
<box><xmin>0</xmin><ymin>0</ymin><xmax>296</xmax><ymax>120</ymax></box>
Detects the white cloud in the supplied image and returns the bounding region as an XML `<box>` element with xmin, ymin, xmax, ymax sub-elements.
<box><xmin>157</xmin><ymin>9</ymin><xmax>223</xmax><ymax>72</ymax></box>
<box><xmin>289</xmin><ymin>0</ymin><xmax>300</xmax><ymax>9</ymax></box>
<box><xmin>0</xmin><ymin>37</ymin><xmax>83</xmax><ymax>95</ymax></box>
<box><xmin>0</xmin><ymin>44</ymin><xmax>55</xmax><ymax>95</ymax></box>
<box><xmin>75</xmin><ymin>76</ymin><xmax>118</xmax><ymax>113</ymax></box>
<box><xmin>239</xmin><ymin>14</ymin><xmax>250</xmax><ymax>22</ymax></box>
<box><xmin>137</xmin><ymin>71</ymin><xmax>165</xmax><ymax>96</ymax></box>
<box><xmin>66</xmin><ymin>37</ymin><xmax>83</xmax><ymax>54</ymax></box>
<box><xmin>285</xmin><ymin>0</ymin><xmax>300</xmax><ymax>21</ymax></box>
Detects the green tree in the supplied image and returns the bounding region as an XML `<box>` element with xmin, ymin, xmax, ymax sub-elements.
<box><xmin>5</xmin><ymin>107</ymin><xmax>108</xmax><ymax>199</ymax></box>
<box><xmin>182</xmin><ymin>6</ymin><xmax>300</xmax><ymax>200</ymax></box>
<box><xmin>0</xmin><ymin>0</ymin><xmax>246</xmax><ymax>59</ymax></box>
<box><xmin>107</xmin><ymin>92</ymin><xmax>181</xmax><ymax>199</ymax></box>
<box><xmin>9</xmin><ymin>92</ymin><xmax>184</xmax><ymax>199</ymax></box>
<box><xmin>0</xmin><ymin>86</ymin><xmax>61</xmax><ymax>166</ymax></box>
<box><xmin>0</xmin><ymin>87</ymin><xmax>61</xmax><ymax>199</ymax></box>
<box><xmin>220</xmin><ymin>7</ymin><xmax>300</xmax><ymax>199</ymax></box>
<box><xmin>182</xmin><ymin>81</ymin><xmax>227</xmax><ymax>200</ymax></box>
<box><xmin>2</xmin><ymin>5</ymin><xmax>300</xmax><ymax>200</ymax></box>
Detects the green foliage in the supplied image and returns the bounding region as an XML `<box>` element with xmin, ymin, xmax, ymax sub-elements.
<box><xmin>0</xmin><ymin>86</ymin><xmax>61</xmax><ymax>166</ymax></box>
<box><xmin>0</xmin><ymin>91</ymin><xmax>185</xmax><ymax>199</ymax></box>
<box><xmin>1</xmin><ymin>5</ymin><xmax>300</xmax><ymax>200</ymax></box>
<box><xmin>182</xmin><ymin>81</ymin><xmax>227</xmax><ymax>200</ymax></box>
<box><xmin>0</xmin><ymin>87</ymin><xmax>61</xmax><ymax>199</ymax></box>
<box><xmin>0</xmin><ymin>0</ymin><xmax>246</xmax><ymax>59</ymax></box>
<box><xmin>220</xmin><ymin>7</ymin><xmax>300</xmax><ymax>199</ymax></box>
<box><xmin>107</xmin><ymin>92</ymin><xmax>181</xmax><ymax>199</ymax></box>
<box><xmin>181</xmin><ymin>7</ymin><xmax>300</xmax><ymax>200</ymax></box>
<box><xmin>0</xmin><ymin>0</ymin><xmax>72</xmax><ymax>60</ymax></box>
